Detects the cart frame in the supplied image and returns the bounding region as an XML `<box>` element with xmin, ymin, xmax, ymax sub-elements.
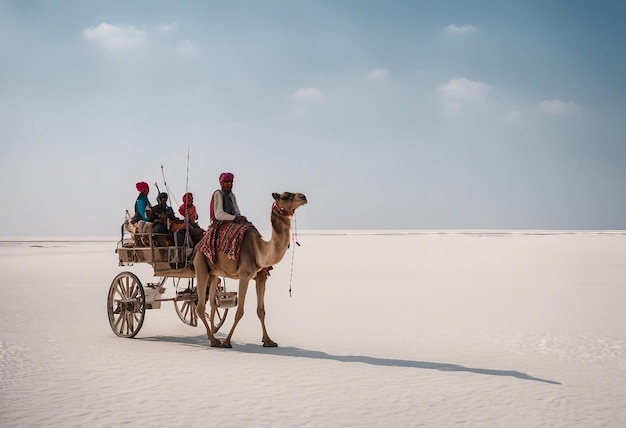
<box><xmin>107</xmin><ymin>231</ymin><xmax>236</xmax><ymax>338</ymax></box>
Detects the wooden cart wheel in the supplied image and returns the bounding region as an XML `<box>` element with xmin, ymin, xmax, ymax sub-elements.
<box><xmin>173</xmin><ymin>278</ymin><xmax>199</xmax><ymax>326</ymax></box>
<box><xmin>107</xmin><ymin>272</ymin><xmax>146</xmax><ymax>338</ymax></box>
<box><xmin>173</xmin><ymin>278</ymin><xmax>229</xmax><ymax>333</ymax></box>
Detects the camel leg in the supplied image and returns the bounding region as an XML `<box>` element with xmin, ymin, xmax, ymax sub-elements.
<box><xmin>208</xmin><ymin>275</ymin><xmax>219</xmax><ymax>333</ymax></box>
<box><xmin>255</xmin><ymin>272</ymin><xmax>277</xmax><ymax>347</ymax></box>
<box><xmin>220</xmin><ymin>279</ymin><xmax>250</xmax><ymax>348</ymax></box>
<box><xmin>193</xmin><ymin>251</ymin><xmax>221</xmax><ymax>347</ymax></box>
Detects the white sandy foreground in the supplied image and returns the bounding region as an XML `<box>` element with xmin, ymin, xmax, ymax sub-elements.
<box><xmin>1</xmin><ymin>231</ymin><xmax>625</xmax><ymax>427</ymax></box>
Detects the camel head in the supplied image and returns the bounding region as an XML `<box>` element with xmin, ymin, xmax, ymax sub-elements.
<box><xmin>272</xmin><ymin>192</ymin><xmax>307</xmax><ymax>216</ymax></box>
<box><xmin>122</xmin><ymin>210</ymin><xmax>136</xmax><ymax>239</ymax></box>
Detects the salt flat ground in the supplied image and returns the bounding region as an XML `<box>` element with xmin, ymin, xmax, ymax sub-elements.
<box><xmin>1</xmin><ymin>231</ymin><xmax>625</xmax><ymax>427</ymax></box>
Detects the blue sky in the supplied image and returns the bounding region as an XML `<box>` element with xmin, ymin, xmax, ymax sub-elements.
<box><xmin>1</xmin><ymin>0</ymin><xmax>625</xmax><ymax>236</ymax></box>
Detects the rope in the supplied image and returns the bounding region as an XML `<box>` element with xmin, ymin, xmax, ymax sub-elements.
<box><xmin>293</xmin><ymin>212</ymin><xmax>301</xmax><ymax>247</ymax></box>
<box><xmin>288</xmin><ymin>213</ymin><xmax>300</xmax><ymax>297</ymax></box>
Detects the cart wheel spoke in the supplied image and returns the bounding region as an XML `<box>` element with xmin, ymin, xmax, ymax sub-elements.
<box><xmin>174</xmin><ymin>278</ymin><xmax>229</xmax><ymax>332</ymax></box>
<box><xmin>174</xmin><ymin>278</ymin><xmax>199</xmax><ymax>327</ymax></box>
<box><xmin>211</xmin><ymin>308</ymin><xmax>228</xmax><ymax>333</ymax></box>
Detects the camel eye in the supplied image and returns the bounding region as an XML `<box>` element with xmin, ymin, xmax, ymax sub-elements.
<box><xmin>280</xmin><ymin>193</ymin><xmax>291</xmax><ymax>201</ymax></box>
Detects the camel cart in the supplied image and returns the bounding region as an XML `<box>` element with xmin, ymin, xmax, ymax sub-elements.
<box><xmin>108</xmin><ymin>231</ymin><xmax>237</xmax><ymax>338</ymax></box>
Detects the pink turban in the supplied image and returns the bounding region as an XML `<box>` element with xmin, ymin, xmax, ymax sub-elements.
<box><xmin>182</xmin><ymin>192</ymin><xmax>193</xmax><ymax>203</ymax></box>
<box><xmin>219</xmin><ymin>172</ymin><xmax>234</xmax><ymax>185</ymax></box>
<box><xmin>136</xmin><ymin>182</ymin><xmax>149</xmax><ymax>193</ymax></box>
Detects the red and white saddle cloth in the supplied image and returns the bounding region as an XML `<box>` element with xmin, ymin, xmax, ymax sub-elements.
<box><xmin>196</xmin><ymin>220</ymin><xmax>255</xmax><ymax>263</ymax></box>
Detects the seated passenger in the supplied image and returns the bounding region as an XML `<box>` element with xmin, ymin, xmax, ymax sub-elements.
<box><xmin>152</xmin><ymin>192</ymin><xmax>184</xmax><ymax>246</ymax></box>
<box><xmin>178</xmin><ymin>192</ymin><xmax>205</xmax><ymax>245</ymax></box>
<box><xmin>131</xmin><ymin>181</ymin><xmax>154</xmax><ymax>244</ymax></box>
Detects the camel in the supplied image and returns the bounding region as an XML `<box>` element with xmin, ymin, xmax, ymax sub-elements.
<box><xmin>193</xmin><ymin>191</ymin><xmax>307</xmax><ymax>348</ymax></box>
<box><xmin>122</xmin><ymin>211</ymin><xmax>136</xmax><ymax>241</ymax></box>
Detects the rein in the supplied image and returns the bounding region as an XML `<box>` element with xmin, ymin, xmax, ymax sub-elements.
<box><xmin>288</xmin><ymin>212</ymin><xmax>301</xmax><ymax>297</ymax></box>
<box><xmin>271</xmin><ymin>202</ymin><xmax>300</xmax><ymax>297</ymax></box>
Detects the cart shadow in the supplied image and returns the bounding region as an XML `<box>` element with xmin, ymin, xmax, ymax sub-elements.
<box><xmin>141</xmin><ymin>334</ymin><xmax>561</xmax><ymax>385</ymax></box>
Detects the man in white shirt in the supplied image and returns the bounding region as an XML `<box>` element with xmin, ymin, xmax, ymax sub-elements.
<box><xmin>209</xmin><ymin>172</ymin><xmax>248</xmax><ymax>224</ymax></box>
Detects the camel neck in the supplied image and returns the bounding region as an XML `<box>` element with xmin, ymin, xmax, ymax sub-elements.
<box><xmin>266</xmin><ymin>206</ymin><xmax>292</xmax><ymax>265</ymax></box>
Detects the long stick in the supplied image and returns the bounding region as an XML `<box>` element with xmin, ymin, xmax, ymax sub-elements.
<box><xmin>184</xmin><ymin>148</ymin><xmax>191</xmax><ymax>247</ymax></box>
<box><xmin>160</xmin><ymin>165</ymin><xmax>179</xmax><ymax>208</ymax></box>
<box><xmin>185</xmin><ymin>148</ymin><xmax>190</xmax><ymax>200</ymax></box>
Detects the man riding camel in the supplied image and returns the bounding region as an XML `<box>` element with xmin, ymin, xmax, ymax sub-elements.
<box><xmin>210</xmin><ymin>172</ymin><xmax>248</xmax><ymax>225</ymax></box>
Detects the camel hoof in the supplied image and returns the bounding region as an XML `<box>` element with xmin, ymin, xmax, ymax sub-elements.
<box><xmin>209</xmin><ymin>340</ymin><xmax>222</xmax><ymax>348</ymax></box>
<box><xmin>221</xmin><ymin>342</ymin><xmax>233</xmax><ymax>349</ymax></box>
<box><xmin>263</xmin><ymin>340</ymin><xmax>278</xmax><ymax>348</ymax></box>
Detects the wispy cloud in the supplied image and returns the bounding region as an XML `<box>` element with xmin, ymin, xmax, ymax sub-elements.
<box><xmin>437</xmin><ymin>78</ymin><xmax>492</xmax><ymax>100</ymax></box>
<box><xmin>83</xmin><ymin>23</ymin><xmax>146</xmax><ymax>51</ymax></box>
<box><xmin>292</xmin><ymin>87</ymin><xmax>324</xmax><ymax>101</ymax></box>
<box><xmin>443</xmin><ymin>24</ymin><xmax>476</xmax><ymax>36</ymax></box>
<box><xmin>538</xmin><ymin>99</ymin><xmax>580</xmax><ymax>115</ymax></box>
<box><xmin>154</xmin><ymin>23</ymin><xmax>177</xmax><ymax>33</ymax></box>
<box><xmin>177</xmin><ymin>40</ymin><xmax>200</xmax><ymax>56</ymax></box>
<box><xmin>437</xmin><ymin>78</ymin><xmax>492</xmax><ymax>114</ymax></box>
<box><xmin>367</xmin><ymin>69</ymin><xmax>390</xmax><ymax>80</ymax></box>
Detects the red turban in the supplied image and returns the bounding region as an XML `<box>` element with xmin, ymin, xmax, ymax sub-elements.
<box><xmin>136</xmin><ymin>182</ymin><xmax>149</xmax><ymax>193</ymax></box>
<box><xmin>219</xmin><ymin>172</ymin><xmax>234</xmax><ymax>185</ymax></box>
<box><xmin>182</xmin><ymin>192</ymin><xmax>192</xmax><ymax>203</ymax></box>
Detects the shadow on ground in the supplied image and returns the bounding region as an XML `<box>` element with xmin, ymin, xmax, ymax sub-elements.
<box><xmin>141</xmin><ymin>334</ymin><xmax>561</xmax><ymax>385</ymax></box>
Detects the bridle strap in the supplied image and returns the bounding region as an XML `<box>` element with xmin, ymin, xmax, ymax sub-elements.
<box><xmin>272</xmin><ymin>203</ymin><xmax>291</xmax><ymax>217</ymax></box>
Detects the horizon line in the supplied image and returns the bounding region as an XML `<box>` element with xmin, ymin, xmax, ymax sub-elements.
<box><xmin>2</xmin><ymin>228</ymin><xmax>626</xmax><ymax>242</ymax></box>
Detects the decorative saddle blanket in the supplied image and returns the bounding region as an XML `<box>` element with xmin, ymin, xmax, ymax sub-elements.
<box><xmin>196</xmin><ymin>220</ymin><xmax>255</xmax><ymax>263</ymax></box>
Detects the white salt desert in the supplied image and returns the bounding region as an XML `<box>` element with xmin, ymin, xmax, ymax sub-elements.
<box><xmin>1</xmin><ymin>231</ymin><xmax>625</xmax><ymax>427</ymax></box>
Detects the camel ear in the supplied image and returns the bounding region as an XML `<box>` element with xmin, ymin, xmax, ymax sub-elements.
<box><xmin>272</xmin><ymin>192</ymin><xmax>279</xmax><ymax>201</ymax></box>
